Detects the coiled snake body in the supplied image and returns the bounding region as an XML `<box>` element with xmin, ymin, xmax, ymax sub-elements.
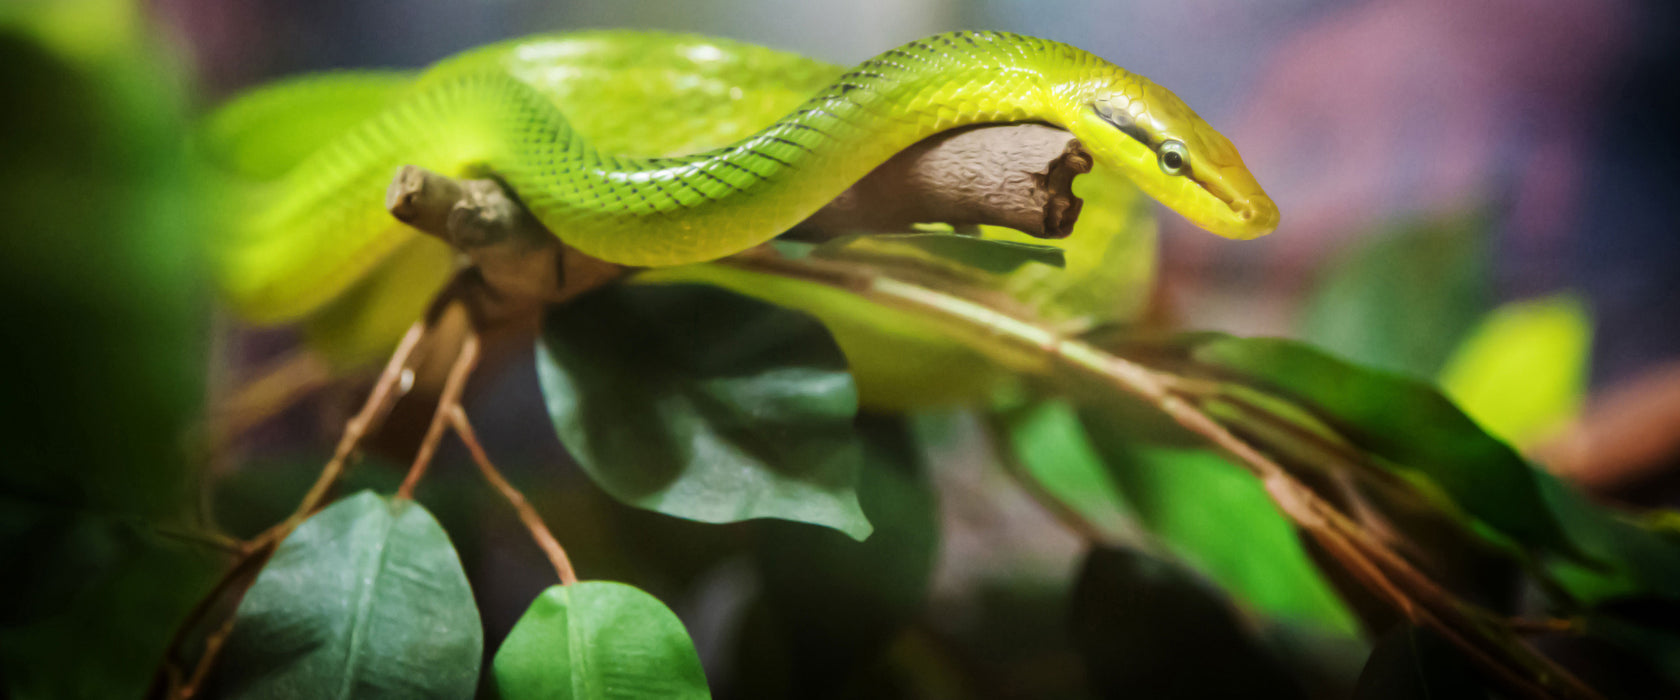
<box><xmin>207</xmin><ymin>30</ymin><xmax>1277</xmax><ymax>324</ymax></box>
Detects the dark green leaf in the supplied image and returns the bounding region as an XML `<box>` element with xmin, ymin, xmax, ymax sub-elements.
<box><xmin>1538</xmin><ymin>474</ymin><xmax>1680</xmax><ymax>603</ymax></box>
<box><xmin>749</xmin><ymin>416</ymin><xmax>938</xmax><ymax>691</ymax></box>
<box><xmin>492</xmin><ymin>581</ymin><xmax>710</xmax><ymax>699</ymax></box>
<box><xmin>819</xmin><ymin>233</ymin><xmax>1066</xmax><ymax>273</ymax></box>
<box><xmin>218</xmin><ymin>491</ymin><xmax>482</xmax><ymax>699</ymax></box>
<box><xmin>1352</xmin><ymin>625</ymin><xmax>1496</xmax><ymax>699</ymax></box>
<box><xmin>1071</xmin><ymin>547</ymin><xmax>1307</xmax><ymax>699</ymax></box>
<box><xmin>1076</xmin><ymin>412</ymin><xmax>1359</xmax><ymax>635</ymax></box>
<box><xmin>1186</xmin><ymin>336</ymin><xmax>1573</xmax><ymax>554</ymax></box>
<box><xmin>0</xmin><ymin>497</ymin><xmax>219</xmax><ymax>699</ymax></box>
<box><xmin>537</xmin><ymin>283</ymin><xmax>872</xmax><ymax>540</ymax></box>
<box><xmin>1576</xmin><ymin>597</ymin><xmax>1680</xmax><ymax>693</ymax></box>
<box><xmin>1298</xmin><ymin>210</ymin><xmax>1491</xmax><ymax>377</ymax></box>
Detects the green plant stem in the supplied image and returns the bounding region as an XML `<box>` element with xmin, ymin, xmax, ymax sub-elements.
<box><xmin>722</xmin><ymin>250</ymin><xmax>1604</xmax><ymax>700</ymax></box>
<box><xmin>274</xmin><ymin>316</ymin><xmax>432</xmax><ymax>535</ymax></box>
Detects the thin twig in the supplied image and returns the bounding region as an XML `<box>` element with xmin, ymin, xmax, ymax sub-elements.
<box><xmin>179</xmin><ymin>613</ymin><xmax>238</xmax><ymax>698</ymax></box>
<box><xmin>159</xmin><ymin>535</ymin><xmax>278</xmax><ymax>699</ymax></box>
<box><xmin>396</xmin><ymin>325</ymin><xmax>480</xmax><ymax>499</ymax></box>
<box><xmin>1508</xmin><ymin>617</ymin><xmax>1578</xmax><ymax>636</ymax></box>
<box><xmin>267</xmin><ymin>317</ymin><xmax>432</xmax><ymax>537</ymax></box>
<box><xmin>148</xmin><ymin>524</ymin><xmax>246</xmax><ymax>555</ymax></box>
<box><xmin>449</xmin><ymin>405</ymin><xmax>579</xmax><ymax>585</ymax></box>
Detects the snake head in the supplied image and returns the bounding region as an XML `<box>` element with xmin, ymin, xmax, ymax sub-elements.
<box><xmin>1071</xmin><ymin>80</ymin><xmax>1278</xmax><ymax>239</ymax></box>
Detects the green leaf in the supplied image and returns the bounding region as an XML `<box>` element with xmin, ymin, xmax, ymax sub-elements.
<box><xmin>492</xmin><ymin>581</ymin><xmax>710</xmax><ymax>700</ymax></box>
<box><xmin>218</xmin><ymin>491</ymin><xmax>482</xmax><ymax>699</ymax></box>
<box><xmin>1070</xmin><ymin>547</ymin><xmax>1308</xmax><ymax>699</ymax></box>
<box><xmin>1186</xmin><ymin>336</ymin><xmax>1573</xmax><ymax>554</ymax></box>
<box><xmin>818</xmin><ymin>233</ymin><xmax>1065</xmax><ymax>273</ymax></box>
<box><xmin>1077</xmin><ymin>413</ymin><xmax>1360</xmax><ymax>635</ymax></box>
<box><xmin>537</xmin><ymin>283</ymin><xmax>872</xmax><ymax>540</ymax></box>
<box><xmin>1438</xmin><ymin>294</ymin><xmax>1592</xmax><ymax>449</ymax></box>
<box><xmin>998</xmin><ymin>400</ymin><xmax>1132</xmax><ymax>542</ymax></box>
<box><xmin>1298</xmin><ymin>209</ymin><xmax>1491</xmax><ymax>377</ymax></box>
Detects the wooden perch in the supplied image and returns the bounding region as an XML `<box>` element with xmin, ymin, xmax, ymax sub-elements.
<box><xmin>794</xmin><ymin>123</ymin><xmax>1092</xmax><ymax>239</ymax></box>
<box><xmin>384</xmin><ymin>123</ymin><xmax>1091</xmax><ymax>312</ymax></box>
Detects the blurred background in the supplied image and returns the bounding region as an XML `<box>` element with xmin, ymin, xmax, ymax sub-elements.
<box><xmin>7</xmin><ymin>0</ymin><xmax>1680</xmax><ymax>697</ymax></box>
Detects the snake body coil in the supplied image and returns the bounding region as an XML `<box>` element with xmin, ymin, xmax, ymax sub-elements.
<box><xmin>210</xmin><ymin>31</ymin><xmax>1276</xmax><ymax>324</ymax></box>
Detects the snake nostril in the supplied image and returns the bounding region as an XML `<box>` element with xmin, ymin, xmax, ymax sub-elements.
<box><xmin>1232</xmin><ymin>197</ymin><xmax>1278</xmax><ymax>229</ymax></box>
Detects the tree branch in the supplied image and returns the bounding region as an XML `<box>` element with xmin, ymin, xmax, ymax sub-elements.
<box><xmin>382</xmin><ymin>124</ymin><xmax>1092</xmax><ymax>317</ymax></box>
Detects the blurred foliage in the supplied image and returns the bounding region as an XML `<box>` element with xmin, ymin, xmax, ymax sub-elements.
<box><xmin>1298</xmin><ymin>209</ymin><xmax>1491</xmax><ymax>378</ymax></box>
<box><xmin>1189</xmin><ymin>335</ymin><xmax>1573</xmax><ymax>553</ymax></box>
<box><xmin>1352</xmin><ymin>625</ymin><xmax>1496</xmax><ymax>699</ymax></box>
<box><xmin>740</xmin><ymin>417</ymin><xmax>938</xmax><ymax>697</ymax></box>
<box><xmin>1082</xmin><ymin>435</ymin><xmax>1360</xmax><ymax>637</ymax></box>
<box><xmin>0</xmin><ymin>2</ymin><xmax>219</xmax><ymax>697</ymax></box>
<box><xmin>998</xmin><ymin>401</ymin><xmax>1131</xmax><ymax>542</ymax></box>
<box><xmin>1002</xmin><ymin>401</ymin><xmax>1359</xmax><ymax>636</ymax></box>
<box><xmin>1071</xmin><ymin>547</ymin><xmax>1310</xmax><ymax>699</ymax></box>
<box><xmin>1439</xmin><ymin>293</ymin><xmax>1593</xmax><ymax>449</ymax></box>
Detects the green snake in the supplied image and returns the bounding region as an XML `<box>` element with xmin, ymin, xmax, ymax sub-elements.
<box><xmin>206</xmin><ymin>30</ymin><xmax>1277</xmax><ymax>326</ymax></box>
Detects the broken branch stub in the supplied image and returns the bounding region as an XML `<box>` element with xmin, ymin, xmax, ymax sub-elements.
<box><xmin>795</xmin><ymin>123</ymin><xmax>1092</xmax><ymax>239</ymax></box>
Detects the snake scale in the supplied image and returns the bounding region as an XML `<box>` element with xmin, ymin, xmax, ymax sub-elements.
<box><xmin>205</xmin><ymin>30</ymin><xmax>1277</xmax><ymax>326</ymax></box>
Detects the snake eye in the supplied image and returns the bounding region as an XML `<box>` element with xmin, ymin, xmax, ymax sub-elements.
<box><xmin>1158</xmin><ymin>140</ymin><xmax>1189</xmax><ymax>175</ymax></box>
